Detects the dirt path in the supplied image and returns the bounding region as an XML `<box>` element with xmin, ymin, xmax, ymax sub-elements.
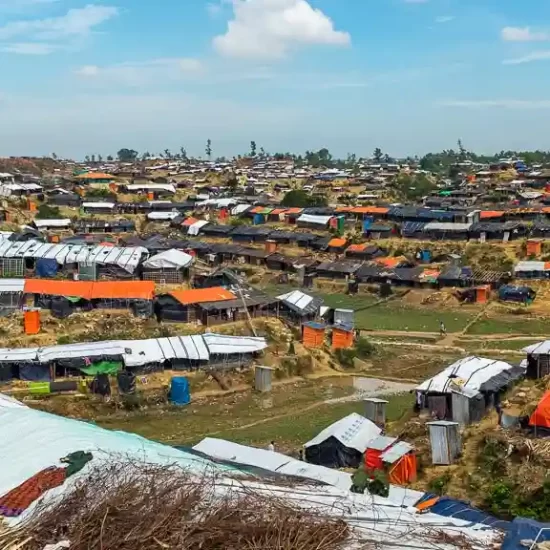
<box><xmin>206</xmin><ymin>377</ymin><xmax>415</xmax><ymax>437</ymax></box>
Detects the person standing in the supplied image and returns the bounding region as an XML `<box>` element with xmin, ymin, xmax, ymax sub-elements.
<box><xmin>267</xmin><ymin>441</ymin><xmax>275</xmax><ymax>452</ymax></box>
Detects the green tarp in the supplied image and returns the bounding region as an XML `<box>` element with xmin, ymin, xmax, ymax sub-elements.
<box><xmin>79</xmin><ymin>361</ymin><xmax>122</xmax><ymax>375</ymax></box>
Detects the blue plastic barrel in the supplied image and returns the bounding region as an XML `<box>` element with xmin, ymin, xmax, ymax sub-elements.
<box><xmin>169</xmin><ymin>376</ymin><xmax>190</xmax><ymax>406</ymax></box>
<box><xmin>421</xmin><ymin>249</ymin><xmax>432</xmax><ymax>262</ymax></box>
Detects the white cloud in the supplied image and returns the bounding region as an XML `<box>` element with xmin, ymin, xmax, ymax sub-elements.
<box><xmin>435</xmin><ymin>15</ymin><xmax>454</xmax><ymax>23</ymax></box>
<box><xmin>502</xmin><ymin>50</ymin><xmax>550</xmax><ymax>65</ymax></box>
<box><xmin>441</xmin><ymin>99</ymin><xmax>550</xmax><ymax>109</ymax></box>
<box><xmin>0</xmin><ymin>4</ymin><xmax>118</xmax><ymax>40</ymax></box>
<box><xmin>501</xmin><ymin>26</ymin><xmax>549</xmax><ymax>42</ymax></box>
<box><xmin>75</xmin><ymin>58</ymin><xmax>203</xmax><ymax>86</ymax></box>
<box><xmin>1</xmin><ymin>41</ymin><xmax>56</xmax><ymax>54</ymax></box>
<box><xmin>213</xmin><ymin>0</ymin><xmax>350</xmax><ymax>60</ymax></box>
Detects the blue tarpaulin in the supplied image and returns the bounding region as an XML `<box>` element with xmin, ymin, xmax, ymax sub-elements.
<box><xmin>253</xmin><ymin>214</ymin><xmax>265</xmax><ymax>225</ymax></box>
<box><xmin>362</xmin><ymin>218</ymin><xmax>373</xmax><ymax>231</ymax></box>
<box><xmin>19</xmin><ymin>364</ymin><xmax>51</xmax><ymax>382</ymax></box>
<box><xmin>427</xmin><ymin>497</ymin><xmax>510</xmax><ymax>531</ymax></box>
<box><xmin>502</xmin><ymin>518</ymin><xmax>550</xmax><ymax>550</ymax></box>
<box><xmin>36</xmin><ymin>258</ymin><xmax>58</xmax><ymax>278</ymax></box>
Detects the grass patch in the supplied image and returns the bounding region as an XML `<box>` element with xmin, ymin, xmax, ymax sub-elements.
<box><xmin>352</xmin><ymin>302</ymin><xmax>473</xmax><ymax>332</ymax></box>
<box><xmin>457</xmin><ymin>338</ymin><xmax>538</xmax><ymax>352</ymax></box>
<box><xmin>206</xmin><ymin>392</ymin><xmax>414</xmax><ymax>450</ymax></box>
<box><xmin>96</xmin><ymin>379</ymin><xmax>355</xmax><ymax>446</ymax></box>
<box><xmin>466</xmin><ymin>315</ymin><xmax>550</xmax><ymax>335</ymax></box>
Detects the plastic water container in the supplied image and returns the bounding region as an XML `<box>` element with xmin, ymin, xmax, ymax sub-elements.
<box><xmin>169</xmin><ymin>377</ymin><xmax>190</xmax><ymax>406</ymax></box>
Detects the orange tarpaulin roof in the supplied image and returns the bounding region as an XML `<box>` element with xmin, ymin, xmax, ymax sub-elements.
<box><xmin>328</xmin><ymin>238</ymin><xmax>347</xmax><ymax>247</ymax></box>
<box><xmin>181</xmin><ymin>217</ymin><xmax>198</xmax><ymax>226</ymax></box>
<box><xmin>374</xmin><ymin>256</ymin><xmax>402</xmax><ymax>268</ymax></box>
<box><xmin>480</xmin><ymin>211</ymin><xmax>505</xmax><ymax>219</ymax></box>
<box><xmin>24</xmin><ymin>280</ymin><xmax>94</xmax><ymax>299</ymax></box>
<box><xmin>335</xmin><ymin>207</ymin><xmax>353</xmax><ymax>213</ymax></box>
<box><xmin>91</xmin><ymin>281</ymin><xmax>155</xmax><ymax>300</ymax></box>
<box><xmin>284</xmin><ymin>208</ymin><xmax>303</xmax><ymax>215</ymax></box>
<box><xmin>249</xmin><ymin>206</ymin><xmax>264</xmax><ymax>214</ymax></box>
<box><xmin>169</xmin><ymin>287</ymin><xmax>235</xmax><ymax>306</ymax></box>
<box><xmin>351</xmin><ymin>206</ymin><xmax>389</xmax><ymax>215</ymax></box>
<box><xmin>530</xmin><ymin>390</ymin><xmax>550</xmax><ymax>429</ymax></box>
<box><xmin>346</xmin><ymin>243</ymin><xmax>368</xmax><ymax>252</ymax></box>
<box><xmin>23</xmin><ymin>280</ymin><xmax>155</xmax><ymax>300</ymax></box>
<box><xmin>270</xmin><ymin>208</ymin><xmax>287</xmax><ymax>215</ymax></box>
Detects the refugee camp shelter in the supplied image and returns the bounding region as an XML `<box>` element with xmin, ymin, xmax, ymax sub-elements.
<box><xmin>498</xmin><ymin>284</ymin><xmax>536</xmax><ymax>304</ymax></box>
<box><xmin>304</xmin><ymin>413</ymin><xmax>381</xmax><ymax>468</ymax></box>
<box><xmin>141</xmin><ymin>249</ymin><xmax>194</xmax><ymax>283</ymax></box>
<box><xmin>528</xmin><ymin>390</ymin><xmax>550</xmax><ymax>435</ymax></box>
<box><xmin>155</xmin><ymin>287</ymin><xmax>235</xmax><ymax>323</ymax></box>
<box><xmin>276</xmin><ymin>290</ymin><xmax>323</xmax><ymax>322</ymax></box>
<box><xmin>416</xmin><ymin>356</ymin><xmax>524</xmax><ymax>424</ymax></box>
<box><xmin>427</xmin><ymin>421</ymin><xmax>462</xmax><ymax>465</ymax></box>
<box><xmin>522</xmin><ymin>340</ymin><xmax>550</xmax><ymax>378</ymax></box>
<box><xmin>364</xmin><ymin>436</ymin><xmax>417</xmax><ymax>485</ymax></box>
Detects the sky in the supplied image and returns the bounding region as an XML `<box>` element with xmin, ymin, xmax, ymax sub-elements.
<box><xmin>1</xmin><ymin>0</ymin><xmax>550</xmax><ymax>159</ymax></box>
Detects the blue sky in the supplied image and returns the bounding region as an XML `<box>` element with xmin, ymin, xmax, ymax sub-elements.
<box><xmin>1</xmin><ymin>0</ymin><xmax>550</xmax><ymax>159</ymax></box>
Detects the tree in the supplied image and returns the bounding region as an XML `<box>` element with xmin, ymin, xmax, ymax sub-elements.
<box><xmin>225</xmin><ymin>172</ymin><xmax>239</xmax><ymax>191</ymax></box>
<box><xmin>457</xmin><ymin>139</ymin><xmax>468</xmax><ymax>162</ymax></box>
<box><xmin>98</xmin><ymin>154</ymin><xmax>103</xmax><ymax>163</ymax></box>
<box><xmin>206</xmin><ymin>139</ymin><xmax>212</xmax><ymax>160</ymax></box>
<box><xmin>373</xmin><ymin>148</ymin><xmax>383</xmax><ymax>162</ymax></box>
<box><xmin>259</xmin><ymin>147</ymin><xmax>266</xmax><ymax>159</ymax></box>
<box><xmin>36</xmin><ymin>204</ymin><xmax>61</xmax><ymax>219</ymax></box>
<box><xmin>164</xmin><ymin>149</ymin><xmax>171</xmax><ymax>160</ymax></box>
<box><xmin>382</xmin><ymin>153</ymin><xmax>394</xmax><ymax>164</ymax></box>
<box><xmin>250</xmin><ymin>140</ymin><xmax>257</xmax><ymax>157</ymax></box>
<box><xmin>51</xmin><ymin>153</ymin><xmax>57</xmax><ymax>160</ymax></box>
<box><xmin>107</xmin><ymin>155</ymin><xmax>113</xmax><ymax>162</ymax></box>
<box><xmin>394</xmin><ymin>173</ymin><xmax>437</xmax><ymax>201</ymax></box>
<box><xmin>84</xmin><ymin>155</ymin><xmax>90</xmax><ymax>163</ymax></box>
<box><xmin>91</xmin><ymin>154</ymin><xmax>96</xmax><ymax>163</ymax></box>
<box><xmin>117</xmin><ymin>149</ymin><xmax>139</xmax><ymax>162</ymax></box>
<box><xmin>281</xmin><ymin>189</ymin><xmax>328</xmax><ymax>208</ymax></box>
<box><xmin>180</xmin><ymin>146</ymin><xmax>187</xmax><ymax>160</ymax></box>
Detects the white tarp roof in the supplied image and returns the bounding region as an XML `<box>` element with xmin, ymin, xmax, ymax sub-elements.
<box><xmin>0</xmin><ymin>398</ymin><xmax>500</xmax><ymax>549</ymax></box>
<box><xmin>297</xmin><ymin>214</ymin><xmax>332</xmax><ymax>225</ymax></box>
<box><xmin>514</xmin><ymin>261</ymin><xmax>548</xmax><ymax>273</ymax></box>
<box><xmin>416</xmin><ymin>356</ymin><xmax>516</xmax><ymax>394</ymax></box>
<box><xmin>33</xmin><ymin>219</ymin><xmax>71</xmax><ymax>228</ymax></box>
<box><xmin>187</xmin><ymin>219</ymin><xmax>209</xmax><ymax>236</ymax></box>
<box><xmin>82</xmin><ymin>202</ymin><xmax>116</xmax><ymax>209</ymax></box>
<box><xmin>231</xmin><ymin>204</ymin><xmax>251</xmax><ymax>215</ymax></box>
<box><xmin>146</xmin><ymin>211</ymin><xmax>179</xmax><ymax>221</ymax></box>
<box><xmin>423</xmin><ymin>222</ymin><xmax>472</xmax><ymax>231</ymax></box>
<box><xmin>0</xmin><ymin>279</ymin><xmax>25</xmax><ymax>293</ymax></box>
<box><xmin>126</xmin><ymin>184</ymin><xmax>176</xmax><ymax>193</ymax></box>
<box><xmin>142</xmin><ymin>249</ymin><xmax>194</xmax><ymax>269</ymax></box>
<box><xmin>277</xmin><ymin>290</ymin><xmax>319</xmax><ymax>314</ymax></box>
<box><xmin>198</xmin><ymin>198</ymin><xmax>238</xmax><ymax>207</ymax></box>
<box><xmin>523</xmin><ymin>340</ymin><xmax>550</xmax><ymax>355</ymax></box>
<box><xmin>0</xmin><ymin>334</ymin><xmax>265</xmax><ymax>366</ymax></box>
<box><xmin>193</xmin><ymin>437</ymin><xmax>353</xmax><ymax>491</ymax></box>
<box><xmin>304</xmin><ymin>413</ymin><xmax>381</xmax><ymax>453</ymax></box>
<box><xmin>202</xmin><ymin>334</ymin><xmax>268</xmax><ymax>355</ymax></box>
<box><xmin>0</xmin><ymin>239</ymin><xmax>147</xmax><ymax>273</ymax></box>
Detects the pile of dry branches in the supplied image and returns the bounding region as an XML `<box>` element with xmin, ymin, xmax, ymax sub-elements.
<box><xmin>2</xmin><ymin>461</ymin><xmax>349</xmax><ymax>550</ymax></box>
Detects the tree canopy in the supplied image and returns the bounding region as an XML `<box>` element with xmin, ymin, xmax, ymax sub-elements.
<box><xmin>117</xmin><ymin>149</ymin><xmax>139</xmax><ymax>162</ymax></box>
<box><xmin>281</xmin><ymin>189</ymin><xmax>328</xmax><ymax>208</ymax></box>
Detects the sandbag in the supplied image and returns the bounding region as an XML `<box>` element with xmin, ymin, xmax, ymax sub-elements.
<box><xmin>50</xmin><ymin>380</ymin><xmax>78</xmax><ymax>393</ymax></box>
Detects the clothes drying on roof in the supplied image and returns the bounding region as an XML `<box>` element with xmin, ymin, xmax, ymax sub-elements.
<box><xmin>0</xmin><ymin>466</ymin><xmax>66</xmax><ymax>517</ymax></box>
